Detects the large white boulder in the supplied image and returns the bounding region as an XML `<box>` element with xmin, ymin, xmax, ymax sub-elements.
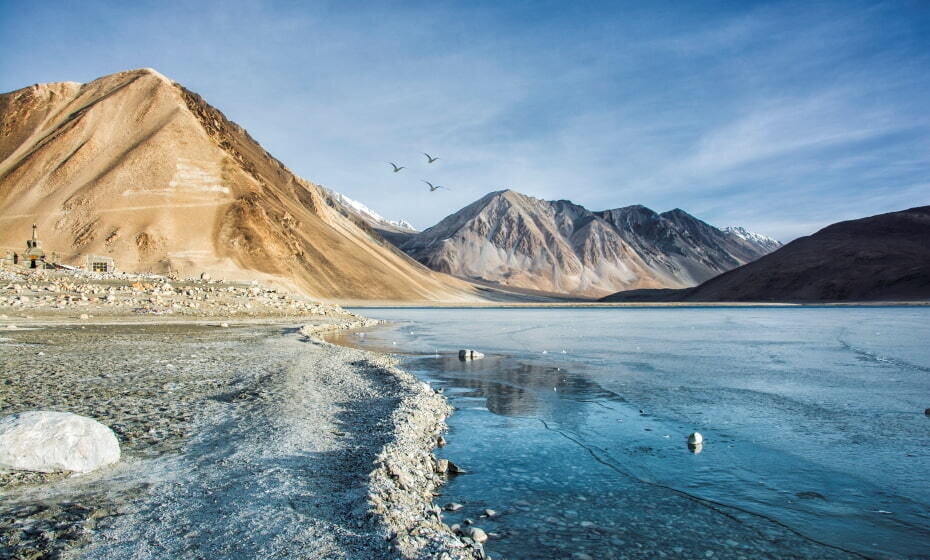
<box><xmin>0</xmin><ymin>411</ymin><xmax>120</xmax><ymax>473</ymax></box>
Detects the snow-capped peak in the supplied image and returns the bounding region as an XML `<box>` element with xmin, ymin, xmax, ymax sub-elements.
<box><xmin>324</xmin><ymin>188</ymin><xmax>417</xmax><ymax>231</ymax></box>
<box><xmin>724</xmin><ymin>226</ymin><xmax>780</xmax><ymax>248</ymax></box>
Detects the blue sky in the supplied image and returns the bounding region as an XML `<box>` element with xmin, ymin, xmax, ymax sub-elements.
<box><xmin>2</xmin><ymin>1</ymin><xmax>929</xmax><ymax>240</ymax></box>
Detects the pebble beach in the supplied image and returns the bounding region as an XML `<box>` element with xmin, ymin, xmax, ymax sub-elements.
<box><xmin>0</xmin><ymin>269</ymin><xmax>484</xmax><ymax>560</ymax></box>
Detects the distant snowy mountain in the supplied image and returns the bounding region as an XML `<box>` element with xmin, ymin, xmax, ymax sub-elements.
<box><xmin>723</xmin><ymin>227</ymin><xmax>781</xmax><ymax>252</ymax></box>
<box><xmin>394</xmin><ymin>190</ymin><xmax>782</xmax><ymax>297</ymax></box>
<box><xmin>323</xmin><ymin>188</ymin><xmax>417</xmax><ymax>232</ymax></box>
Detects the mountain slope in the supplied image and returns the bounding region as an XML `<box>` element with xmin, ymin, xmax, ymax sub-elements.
<box><xmin>595</xmin><ymin>205</ymin><xmax>777</xmax><ymax>287</ymax></box>
<box><xmin>398</xmin><ymin>190</ymin><xmax>779</xmax><ymax>297</ymax></box>
<box><xmin>601</xmin><ymin>206</ymin><xmax>930</xmax><ymax>302</ymax></box>
<box><xmin>0</xmin><ymin>68</ymin><xmax>476</xmax><ymax>302</ymax></box>
<box><xmin>723</xmin><ymin>226</ymin><xmax>781</xmax><ymax>253</ymax></box>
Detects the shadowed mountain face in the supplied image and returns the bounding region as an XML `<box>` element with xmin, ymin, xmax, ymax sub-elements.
<box><xmin>0</xmin><ymin>69</ymin><xmax>477</xmax><ymax>302</ymax></box>
<box><xmin>601</xmin><ymin>206</ymin><xmax>930</xmax><ymax>303</ymax></box>
<box><xmin>396</xmin><ymin>190</ymin><xmax>779</xmax><ymax>297</ymax></box>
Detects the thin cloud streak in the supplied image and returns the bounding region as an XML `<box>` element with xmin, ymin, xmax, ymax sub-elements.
<box><xmin>1</xmin><ymin>1</ymin><xmax>928</xmax><ymax>241</ymax></box>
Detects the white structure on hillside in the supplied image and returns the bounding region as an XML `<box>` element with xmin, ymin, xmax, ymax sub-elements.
<box><xmin>86</xmin><ymin>255</ymin><xmax>116</xmax><ymax>273</ymax></box>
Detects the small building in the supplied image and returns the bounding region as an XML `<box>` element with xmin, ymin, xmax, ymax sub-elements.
<box><xmin>86</xmin><ymin>255</ymin><xmax>116</xmax><ymax>273</ymax></box>
<box><xmin>23</xmin><ymin>224</ymin><xmax>45</xmax><ymax>268</ymax></box>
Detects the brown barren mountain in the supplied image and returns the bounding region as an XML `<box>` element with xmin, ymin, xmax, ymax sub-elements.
<box><xmin>0</xmin><ymin>68</ymin><xmax>479</xmax><ymax>302</ymax></box>
<box><xmin>601</xmin><ymin>206</ymin><xmax>930</xmax><ymax>303</ymax></box>
<box><xmin>397</xmin><ymin>190</ymin><xmax>779</xmax><ymax>297</ymax></box>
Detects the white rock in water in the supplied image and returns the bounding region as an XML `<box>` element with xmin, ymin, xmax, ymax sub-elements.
<box><xmin>458</xmin><ymin>349</ymin><xmax>485</xmax><ymax>360</ymax></box>
<box><xmin>688</xmin><ymin>432</ymin><xmax>704</xmax><ymax>445</ymax></box>
<box><xmin>0</xmin><ymin>411</ymin><xmax>121</xmax><ymax>473</ymax></box>
<box><xmin>467</xmin><ymin>527</ymin><xmax>488</xmax><ymax>543</ymax></box>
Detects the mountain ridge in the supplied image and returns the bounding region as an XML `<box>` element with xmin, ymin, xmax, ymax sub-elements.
<box><xmin>601</xmin><ymin>205</ymin><xmax>930</xmax><ymax>302</ymax></box>
<box><xmin>395</xmin><ymin>189</ymin><xmax>780</xmax><ymax>297</ymax></box>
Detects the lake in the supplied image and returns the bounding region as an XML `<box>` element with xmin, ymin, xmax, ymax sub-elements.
<box><xmin>332</xmin><ymin>307</ymin><xmax>930</xmax><ymax>560</ymax></box>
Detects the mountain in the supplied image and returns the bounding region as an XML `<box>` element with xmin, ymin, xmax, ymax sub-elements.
<box><xmin>601</xmin><ymin>206</ymin><xmax>930</xmax><ymax>302</ymax></box>
<box><xmin>320</xmin><ymin>187</ymin><xmax>419</xmax><ymax>247</ymax></box>
<box><xmin>322</xmin><ymin>187</ymin><xmax>416</xmax><ymax>233</ymax></box>
<box><xmin>396</xmin><ymin>190</ymin><xmax>780</xmax><ymax>297</ymax></box>
<box><xmin>594</xmin><ymin>205</ymin><xmax>780</xmax><ymax>288</ymax></box>
<box><xmin>723</xmin><ymin>226</ymin><xmax>781</xmax><ymax>253</ymax></box>
<box><xmin>0</xmin><ymin>68</ymin><xmax>476</xmax><ymax>302</ymax></box>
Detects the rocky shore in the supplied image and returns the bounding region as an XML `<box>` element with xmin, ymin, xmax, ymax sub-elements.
<box><xmin>360</xmin><ymin>355</ymin><xmax>483</xmax><ymax>560</ymax></box>
<box><xmin>0</xmin><ymin>268</ymin><xmax>347</xmax><ymax>319</ymax></box>
<box><xmin>0</xmin><ymin>277</ymin><xmax>484</xmax><ymax>559</ymax></box>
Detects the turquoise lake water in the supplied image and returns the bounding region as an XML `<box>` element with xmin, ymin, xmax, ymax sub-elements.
<box><xmin>334</xmin><ymin>307</ymin><xmax>930</xmax><ymax>560</ymax></box>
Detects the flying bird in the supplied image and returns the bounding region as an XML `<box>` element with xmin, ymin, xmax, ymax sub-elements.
<box><xmin>388</xmin><ymin>162</ymin><xmax>405</xmax><ymax>172</ymax></box>
<box><xmin>423</xmin><ymin>153</ymin><xmax>440</xmax><ymax>164</ymax></box>
<box><xmin>422</xmin><ymin>180</ymin><xmax>447</xmax><ymax>192</ymax></box>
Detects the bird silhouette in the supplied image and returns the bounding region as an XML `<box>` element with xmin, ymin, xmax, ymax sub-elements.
<box><xmin>423</xmin><ymin>153</ymin><xmax>440</xmax><ymax>164</ymax></box>
<box><xmin>388</xmin><ymin>162</ymin><xmax>405</xmax><ymax>172</ymax></box>
<box><xmin>422</xmin><ymin>180</ymin><xmax>447</xmax><ymax>192</ymax></box>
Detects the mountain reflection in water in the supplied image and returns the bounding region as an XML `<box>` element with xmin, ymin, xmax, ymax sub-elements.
<box><xmin>419</xmin><ymin>355</ymin><xmax>624</xmax><ymax>421</ymax></box>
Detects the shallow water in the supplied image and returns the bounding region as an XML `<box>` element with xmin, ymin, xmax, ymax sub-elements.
<box><xmin>332</xmin><ymin>307</ymin><xmax>930</xmax><ymax>560</ymax></box>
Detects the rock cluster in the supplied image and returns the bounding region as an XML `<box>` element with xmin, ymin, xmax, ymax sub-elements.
<box><xmin>0</xmin><ymin>269</ymin><xmax>354</xmax><ymax>319</ymax></box>
<box><xmin>365</xmin><ymin>362</ymin><xmax>485</xmax><ymax>559</ymax></box>
<box><xmin>298</xmin><ymin>318</ymin><xmax>382</xmax><ymax>338</ymax></box>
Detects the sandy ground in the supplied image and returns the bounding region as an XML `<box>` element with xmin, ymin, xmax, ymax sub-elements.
<box><xmin>0</xmin><ymin>319</ymin><xmax>481</xmax><ymax>560</ymax></box>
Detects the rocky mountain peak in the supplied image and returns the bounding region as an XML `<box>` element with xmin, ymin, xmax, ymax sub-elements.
<box><xmin>395</xmin><ymin>189</ymin><xmax>781</xmax><ymax>297</ymax></box>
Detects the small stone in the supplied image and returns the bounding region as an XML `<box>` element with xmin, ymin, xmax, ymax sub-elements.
<box><xmin>437</xmin><ymin>435</ymin><xmax>447</xmax><ymax>447</ymax></box>
<box><xmin>483</xmin><ymin>508</ymin><xmax>498</xmax><ymax>518</ymax></box>
<box><xmin>447</xmin><ymin>460</ymin><xmax>466</xmax><ymax>475</ymax></box>
<box><xmin>435</xmin><ymin>459</ymin><xmax>449</xmax><ymax>473</ymax></box>
<box><xmin>79</xmin><ymin>314</ymin><xmax>89</xmax><ymax>320</ymax></box>
<box><xmin>688</xmin><ymin>432</ymin><xmax>703</xmax><ymax>445</ymax></box>
<box><xmin>464</xmin><ymin>518</ymin><xmax>473</xmax><ymax>525</ymax></box>
<box><xmin>467</xmin><ymin>527</ymin><xmax>488</xmax><ymax>543</ymax></box>
<box><xmin>444</xmin><ymin>502</ymin><xmax>463</xmax><ymax>512</ymax></box>
<box><xmin>924</xmin><ymin>408</ymin><xmax>930</xmax><ymax>416</ymax></box>
<box><xmin>458</xmin><ymin>349</ymin><xmax>485</xmax><ymax>361</ymax></box>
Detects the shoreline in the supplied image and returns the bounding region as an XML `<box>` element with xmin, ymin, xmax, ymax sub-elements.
<box><xmin>0</xmin><ymin>315</ymin><xmax>482</xmax><ymax>559</ymax></box>
<box><xmin>303</xmin><ymin>320</ymin><xmax>486</xmax><ymax>559</ymax></box>
<box><xmin>342</xmin><ymin>301</ymin><xmax>930</xmax><ymax>308</ymax></box>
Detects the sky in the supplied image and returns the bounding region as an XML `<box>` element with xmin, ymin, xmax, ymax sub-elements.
<box><xmin>2</xmin><ymin>1</ymin><xmax>929</xmax><ymax>240</ymax></box>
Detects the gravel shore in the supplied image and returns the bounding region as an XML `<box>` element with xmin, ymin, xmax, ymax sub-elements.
<box><xmin>1</xmin><ymin>304</ymin><xmax>480</xmax><ymax>558</ymax></box>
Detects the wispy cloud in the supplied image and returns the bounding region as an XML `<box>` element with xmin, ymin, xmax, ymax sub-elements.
<box><xmin>1</xmin><ymin>1</ymin><xmax>928</xmax><ymax>240</ymax></box>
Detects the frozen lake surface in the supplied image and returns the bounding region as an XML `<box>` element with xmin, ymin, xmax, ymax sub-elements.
<box><xmin>334</xmin><ymin>307</ymin><xmax>930</xmax><ymax>559</ymax></box>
